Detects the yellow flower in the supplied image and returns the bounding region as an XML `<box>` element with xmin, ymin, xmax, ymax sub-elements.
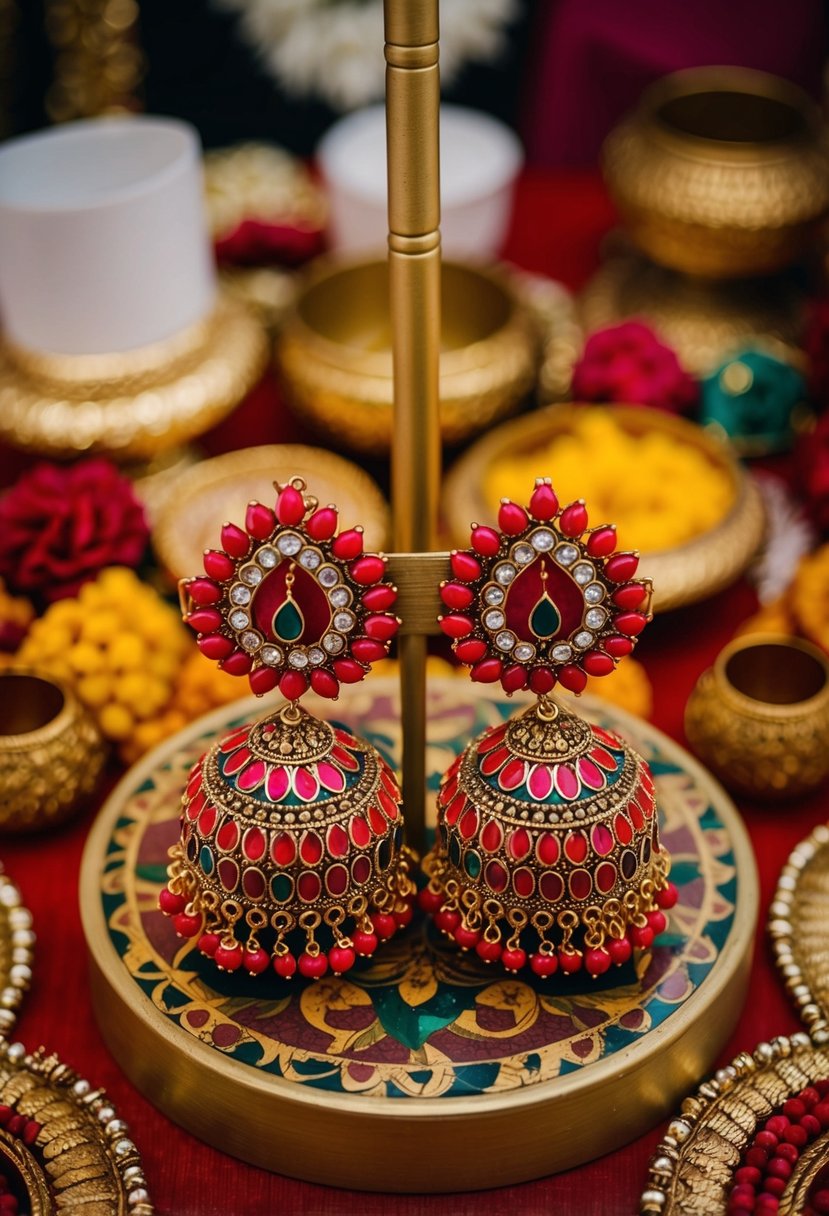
<box><xmin>584</xmin><ymin>658</ymin><xmax>653</xmax><ymax>721</ymax></box>
<box><xmin>791</xmin><ymin>544</ymin><xmax>829</xmax><ymax>653</ymax></box>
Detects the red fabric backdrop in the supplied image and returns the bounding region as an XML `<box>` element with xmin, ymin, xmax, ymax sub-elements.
<box><xmin>1</xmin><ymin>172</ymin><xmax>821</xmax><ymax>1215</ymax></box>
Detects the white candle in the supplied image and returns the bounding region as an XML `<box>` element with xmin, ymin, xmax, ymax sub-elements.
<box><xmin>0</xmin><ymin>116</ymin><xmax>216</xmax><ymax>355</ymax></box>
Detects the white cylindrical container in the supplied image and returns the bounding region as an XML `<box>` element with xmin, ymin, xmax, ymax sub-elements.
<box><xmin>317</xmin><ymin>103</ymin><xmax>524</xmax><ymax>259</ymax></box>
<box><xmin>0</xmin><ymin>116</ymin><xmax>216</xmax><ymax>355</ymax></box>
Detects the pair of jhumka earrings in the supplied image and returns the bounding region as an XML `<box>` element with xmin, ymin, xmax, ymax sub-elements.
<box><xmin>159</xmin><ymin>476</ymin><xmax>677</xmax><ymax>983</ymax></box>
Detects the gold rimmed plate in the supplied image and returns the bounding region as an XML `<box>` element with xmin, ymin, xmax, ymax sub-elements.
<box><xmin>0</xmin><ymin>868</ymin><xmax>33</xmax><ymax>1041</ymax></box>
<box><xmin>770</xmin><ymin>823</ymin><xmax>829</xmax><ymax>1042</ymax></box>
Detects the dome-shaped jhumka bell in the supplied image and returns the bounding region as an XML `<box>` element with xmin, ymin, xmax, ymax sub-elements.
<box><xmin>158</xmin><ymin>477</ymin><xmax>415</xmax><ymax>979</ymax></box>
<box><xmin>422</xmin><ymin>478</ymin><xmax>677</xmax><ymax>979</ymax></box>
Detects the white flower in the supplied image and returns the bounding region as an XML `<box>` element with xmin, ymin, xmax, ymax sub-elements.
<box><xmin>751</xmin><ymin>471</ymin><xmax>816</xmax><ymax>603</ymax></box>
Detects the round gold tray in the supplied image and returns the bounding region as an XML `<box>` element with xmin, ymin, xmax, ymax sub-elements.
<box><xmin>80</xmin><ymin>679</ymin><xmax>757</xmax><ymax>1192</ymax></box>
<box><xmin>443</xmin><ymin>404</ymin><xmax>765</xmax><ymax>612</ymax></box>
<box><xmin>151</xmin><ymin>443</ymin><xmax>390</xmax><ymax>582</ymax></box>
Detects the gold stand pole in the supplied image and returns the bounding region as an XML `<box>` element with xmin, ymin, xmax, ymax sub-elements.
<box><xmin>384</xmin><ymin>0</ymin><xmax>441</xmax><ymax>853</ymax></box>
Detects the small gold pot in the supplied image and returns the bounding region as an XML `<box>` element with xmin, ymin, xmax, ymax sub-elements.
<box><xmin>603</xmin><ymin>67</ymin><xmax>829</xmax><ymax>278</ymax></box>
<box><xmin>277</xmin><ymin>257</ymin><xmax>537</xmax><ymax>454</ymax></box>
<box><xmin>0</xmin><ymin>669</ymin><xmax>107</xmax><ymax>832</ymax></box>
<box><xmin>685</xmin><ymin>634</ymin><xmax>829</xmax><ymax>800</ymax></box>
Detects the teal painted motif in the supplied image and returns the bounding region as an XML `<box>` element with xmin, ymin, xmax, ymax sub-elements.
<box><xmin>530</xmin><ymin>593</ymin><xmax>561</xmax><ymax>639</ymax></box>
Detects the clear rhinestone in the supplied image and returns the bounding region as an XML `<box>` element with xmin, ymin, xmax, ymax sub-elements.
<box><xmin>495</xmin><ymin>630</ymin><xmax>515</xmax><ymax>651</ymax></box>
<box><xmin>513</xmin><ymin>543</ymin><xmax>534</xmax><ymax>565</ymax></box>
<box><xmin>288</xmin><ymin>650</ymin><xmax>308</xmax><ymax>668</ymax></box>
<box><xmin>277</xmin><ymin>532</ymin><xmax>302</xmax><ymax>556</ymax></box>
<box><xmin>240</xmin><ymin>564</ymin><xmax>262</xmax><ymax>587</ymax></box>
<box><xmin>241</xmin><ymin>630</ymin><xmax>263</xmax><ymax>652</ymax></box>
<box><xmin>257</xmin><ymin>546</ymin><xmax>278</xmax><ymax>568</ymax></box>
<box><xmin>585</xmin><ymin>607</ymin><xmax>607</xmax><ymax>629</ymax></box>
<box><xmin>494</xmin><ymin>562</ymin><xmax>516</xmax><ymax>586</ymax></box>
<box><xmin>574</xmin><ymin>631</ymin><xmax>593</xmax><ymax>650</ymax></box>
<box><xmin>530</xmin><ymin>528</ymin><xmax>554</xmax><ymax>552</ymax></box>
<box><xmin>114</xmin><ymin>1139</ymin><xmax>136</xmax><ymax>1158</ymax></box>
<box><xmin>513</xmin><ymin>642</ymin><xmax>536</xmax><ymax>662</ymax></box>
<box><xmin>73</xmin><ymin>1079</ymin><xmax>91</xmax><ymax>1097</ymax></box>
<box><xmin>299</xmin><ymin>547</ymin><xmax>321</xmax><ymax>570</ymax></box>
<box><xmin>484</xmin><ymin>584</ymin><xmax>505</xmax><ymax>606</ymax></box>
<box><xmin>554</xmin><ymin>544</ymin><xmax>578</xmax><ymax>566</ymax></box>
<box><xmin>7</xmin><ymin>1042</ymin><xmax>24</xmax><ymax>1062</ymax></box>
<box><xmin>328</xmin><ymin>587</ymin><xmax>351</xmax><ymax>608</ymax></box>
<box><xmin>585</xmin><ymin>582</ymin><xmax>605</xmax><ymax>604</ymax></box>
<box><xmin>230</xmin><ymin>584</ymin><xmax>251</xmax><ymax>606</ymax></box>
<box><xmin>552</xmin><ymin>644</ymin><xmax>572</xmax><ymax>662</ymax></box>
<box><xmin>484</xmin><ymin>609</ymin><xmax>505</xmax><ymax>630</ymax></box>
<box><xmin>308</xmin><ymin>647</ymin><xmax>325</xmax><ymax>666</ymax></box>
<box><xmin>229</xmin><ymin>610</ymin><xmax>249</xmax><ymax>631</ymax></box>
<box><xmin>318</xmin><ymin>566</ymin><xmax>339</xmax><ymax>588</ymax></box>
<box><xmin>333</xmin><ymin>610</ymin><xmax>355</xmax><ymax>632</ymax></box>
<box><xmin>573</xmin><ymin>562</ymin><xmax>595</xmax><ymax>585</ymax></box>
<box><xmin>261</xmin><ymin>645</ymin><xmax>283</xmax><ymax>666</ymax></box>
<box><xmin>323</xmin><ymin>633</ymin><xmax>345</xmax><ymax>654</ymax></box>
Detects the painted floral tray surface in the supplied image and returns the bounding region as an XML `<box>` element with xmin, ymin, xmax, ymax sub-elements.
<box><xmin>95</xmin><ymin>683</ymin><xmax>740</xmax><ymax>1102</ymax></box>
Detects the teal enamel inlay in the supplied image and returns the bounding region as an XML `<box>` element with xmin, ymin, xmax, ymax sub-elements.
<box><xmin>270</xmin><ymin>873</ymin><xmax>293</xmax><ymax>903</ymax></box>
<box><xmin>199</xmin><ymin>845</ymin><xmax>214</xmax><ymax>876</ymax></box>
<box><xmin>529</xmin><ymin>592</ymin><xmax>561</xmax><ymax>639</ymax></box>
<box><xmin>463</xmin><ymin>849</ymin><xmax>482</xmax><ymax>879</ymax></box>
<box><xmin>272</xmin><ymin>597</ymin><xmax>304</xmax><ymax>642</ymax></box>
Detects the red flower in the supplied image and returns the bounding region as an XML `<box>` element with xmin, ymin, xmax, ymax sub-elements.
<box><xmin>0</xmin><ymin>458</ymin><xmax>149</xmax><ymax>602</ymax></box>
<box><xmin>571</xmin><ymin>320</ymin><xmax>698</xmax><ymax>413</ymax></box>
<box><xmin>804</xmin><ymin>297</ymin><xmax>829</xmax><ymax>406</ymax></box>
<box><xmin>796</xmin><ymin>412</ymin><xmax>829</xmax><ymax>533</ymax></box>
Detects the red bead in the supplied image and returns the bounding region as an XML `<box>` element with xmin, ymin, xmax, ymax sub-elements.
<box><xmin>276</xmin><ymin>485</ymin><xmax>305</xmax><ymax>526</ymax></box>
<box><xmin>214</xmin><ymin>943</ymin><xmax>243</xmax><ymax>972</ymax></box>
<box><xmin>172</xmin><ymin>911</ymin><xmax>202</xmax><ymax>938</ymax></box>
<box><xmin>198</xmin><ymin>633</ymin><xmax>234</xmax><ymax>660</ymax></box>
<box><xmin>332</xmin><ymin>528</ymin><xmax>364</xmax><ymax>560</ymax></box>
<box><xmin>221</xmin><ymin>650</ymin><xmax>253</xmax><ymax>676</ymax></box>
<box><xmin>455</xmin><ymin>638</ymin><xmax>487</xmax><ymax>662</ymax></box>
<box><xmin>529</xmin><ymin>667</ymin><xmax>556</xmax><ymax>694</ymax></box>
<box><xmin>351</xmin><ymin>555</ymin><xmax>386</xmax><ymax>585</ymax></box>
<box><xmin>782</xmin><ymin>1098</ymin><xmax>806</xmax><ymax>1120</ymax></box>
<box><xmin>734</xmin><ymin>1167</ymin><xmax>762</xmax><ymax>1187</ymax></box>
<box><xmin>745</xmin><ymin>1148</ymin><xmax>769</xmax><ymax>1169</ymax></box>
<box><xmin>279</xmin><ymin>670</ymin><xmax>308</xmax><ymax>699</ymax></box>
<box><xmin>604</xmin><ymin>635</ymin><xmax>634</xmax><ymax>658</ymax></box>
<box><xmin>471</xmin><ymin>658</ymin><xmax>503</xmax><ymax>683</ymax></box>
<box><xmin>187</xmin><ymin>607</ymin><xmax>223</xmax><ymax>634</ymax></box>
<box><xmin>187</xmin><ymin>577</ymin><xmax>221</xmax><ymax>606</ymax></box>
<box><xmin>798</xmin><ymin>1086</ymin><xmax>820</xmax><ymax>1107</ymax></box>
<box><xmin>298</xmin><ymin>952</ymin><xmax>329</xmax><ymax>979</ymax></box>
<box><xmin>221</xmin><ymin>522</ymin><xmax>249</xmax><ymax>557</ymax></box>
<box><xmin>811</xmin><ymin>1190</ymin><xmax>829</xmax><ymax>1215</ymax></box>
<box><xmin>612</xmin><ymin>583</ymin><xmax>648</xmax><ymax>610</ymax></box>
<box><xmin>782</xmin><ymin>1123</ymin><xmax>807</xmax><ymax>1146</ymax></box>
<box><xmin>333</xmin><ymin>658</ymin><xmax>366</xmax><ymax>684</ymax></box>
<box><xmin>418</xmin><ymin>887</ymin><xmax>444</xmax><ymax>914</ymax></box>
<box><xmin>450</xmin><ymin>551</ymin><xmax>482</xmax><ymax>582</ymax></box>
<box><xmin>763</xmin><ymin>1179</ymin><xmax>785</xmax><ymax>1199</ymax></box>
<box><xmin>158</xmin><ymin>888</ymin><xmax>186</xmax><ymax>916</ymax></box>
<box><xmin>353</xmin><ymin>929</ymin><xmax>379</xmax><ymax>956</ymax></box>
<box><xmin>501</xmin><ymin>664</ymin><xmax>528</xmax><ymax>693</ymax></box>
<box><xmin>371</xmin><ymin>912</ymin><xmax>397</xmax><ymax>940</ymax></box>
<box><xmin>605</xmin><ymin>552</ymin><xmax>639</xmax><ymax>582</ymax></box>
<box><xmin>656</xmin><ymin>883</ymin><xmax>679</xmax><ymax>909</ymax></box>
<box><xmin>476</xmin><ymin>939</ymin><xmax>503</xmax><ymax>963</ymax></box>
<box><xmin>351</xmin><ymin>637</ymin><xmax>388</xmax><ymax>663</ymax></box>
<box><xmin>273</xmin><ymin>952</ymin><xmax>297</xmax><ymax>978</ymax></box>
<box><xmin>394</xmin><ymin>902</ymin><xmax>414</xmax><ymax>929</ymax></box>
<box><xmin>362</xmin><ymin>584</ymin><xmax>397</xmax><ymax>610</ymax></box>
<box><xmin>22</xmin><ymin>1119</ymin><xmax>40</xmax><ymax>1146</ymax></box>
<box><xmin>471</xmin><ymin>525</ymin><xmax>501</xmax><ymax>556</ymax></box>
<box><xmin>440</xmin><ymin>613</ymin><xmax>474</xmax><ymax>639</ymax></box>
<box><xmin>559</xmin><ymin>950</ymin><xmax>583</xmax><ymax>974</ymax></box>
<box><xmin>587</xmin><ymin>526</ymin><xmax>617</xmax><ymax>557</ymax></box>
<box><xmin>529</xmin><ymin>481</ymin><xmax>558</xmax><ymax>520</ymax></box>
<box><xmin>615</xmin><ymin>611</ymin><xmax>648</xmax><ymax>637</ymax></box>
<box><xmin>800</xmin><ymin>1113</ymin><xmax>821</xmax><ymax>1137</ymax></box>
<box><xmin>813</xmin><ymin>1102</ymin><xmax>829</xmax><ymax>1127</ymax></box>
<box><xmin>498</xmin><ymin>500</ymin><xmax>529</xmax><ymax>534</ymax></box>
<box><xmin>310</xmin><ymin>669</ymin><xmax>340</xmax><ymax>698</ymax></box>
<box><xmin>329</xmin><ymin>945</ymin><xmax>356</xmax><ymax>975</ymax></box>
<box><xmin>203</xmin><ymin>549</ymin><xmax>235</xmax><ymax>580</ymax></box>
<box><xmin>755</xmin><ymin>1131</ymin><xmax>779</xmax><ymax>1149</ymax></box>
<box><xmin>364</xmin><ymin>614</ymin><xmax>399</xmax><ymax>642</ymax></box>
<box><xmin>440</xmin><ymin>582</ymin><xmax>474</xmax><ymax>610</ymax></box>
<box><xmin>501</xmin><ymin>947</ymin><xmax>528</xmax><ymax>972</ymax></box>
<box><xmin>631</xmin><ymin>924</ymin><xmax>655</xmax><ymax>949</ymax></box>
<box><xmin>766</xmin><ymin>1157</ymin><xmax>791</xmax><ymax>1180</ymax></box>
<box><xmin>243</xmin><ymin>947</ymin><xmax>271</xmax><ymax>975</ymax></box>
<box><xmin>529</xmin><ymin>952</ymin><xmax>558</xmax><ymax>977</ymax></box>
<box><xmin>583</xmin><ymin>651</ymin><xmax>615</xmax><ymax>677</ymax></box>
<box><xmin>454</xmin><ymin>924</ymin><xmax>482</xmax><ymax>950</ymax></box>
<box><xmin>198</xmin><ymin>932</ymin><xmax>220</xmax><ymax>957</ymax></box>
<box><xmin>306</xmin><ymin>505</ymin><xmax>338</xmax><ymax>540</ymax></box>
<box><xmin>249</xmin><ymin>666</ymin><xmax>279</xmax><ymax>696</ymax></box>
<box><xmin>245</xmin><ymin>501</ymin><xmax>275</xmax><ymax>539</ymax></box>
<box><xmin>433</xmin><ymin>909</ymin><xmax>461</xmax><ymax>934</ymax></box>
<box><xmin>560</xmin><ymin>501</ymin><xmax>588</xmax><ymax>536</ymax></box>
<box><xmin>647</xmin><ymin>909</ymin><xmax>667</xmax><ymax>936</ymax></box>
<box><xmin>775</xmin><ymin>1142</ymin><xmax>798</xmax><ymax>1163</ymax></box>
<box><xmin>585</xmin><ymin>948</ymin><xmax>612</xmax><ymax>977</ymax></box>
<box><xmin>608</xmin><ymin>937</ymin><xmax>632</xmax><ymax>966</ymax></box>
<box><xmin>765</xmin><ymin>1116</ymin><xmax>790</xmax><ymax>1137</ymax></box>
<box><xmin>557</xmin><ymin>664</ymin><xmax>587</xmax><ymax>693</ymax></box>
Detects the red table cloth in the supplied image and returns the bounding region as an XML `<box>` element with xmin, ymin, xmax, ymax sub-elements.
<box><xmin>1</xmin><ymin>171</ymin><xmax>821</xmax><ymax>1216</ymax></box>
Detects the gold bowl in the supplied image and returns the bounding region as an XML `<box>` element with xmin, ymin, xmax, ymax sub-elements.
<box><xmin>685</xmin><ymin>634</ymin><xmax>829</xmax><ymax>800</ymax></box>
<box><xmin>0</xmin><ymin>668</ymin><xmax>106</xmax><ymax>832</ymax></box>
<box><xmin>277</xmin><ymin>257</ymin><xmax>538</xmax><ymax>454</ymax></box>
<box><xmin>152</xmin><ymin>442</ymin><xmax>390</xmax><ymax>582</ymax></box>
<box><xmin>442</xmin><ymin>404</ymin><xmax>765</xmax><ymax>612</ymax></box>
<box><xmin>603</xmin><ymin>66</ymin><xmax>829</xmax><ymax>278</ymax></box>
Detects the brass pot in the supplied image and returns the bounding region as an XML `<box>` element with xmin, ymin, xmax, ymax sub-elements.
<box><xmin>277</xmin><ymin>257</ymin><xmax>537</xmax><ymax>454</ymax></box>
<box><xmin>603</xmin><ymin>67</ymin><xmax>829</xmax><ymax>278</ymax></box>
<box><xmin>0</xmin><ymin>668</ymin><xmax>107</xmax><ymax>832</ymax></box>
<box><xmin>685</xmin><ymin>634</ymin><xmax>829</xmax><ymax>800</ymax></box>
